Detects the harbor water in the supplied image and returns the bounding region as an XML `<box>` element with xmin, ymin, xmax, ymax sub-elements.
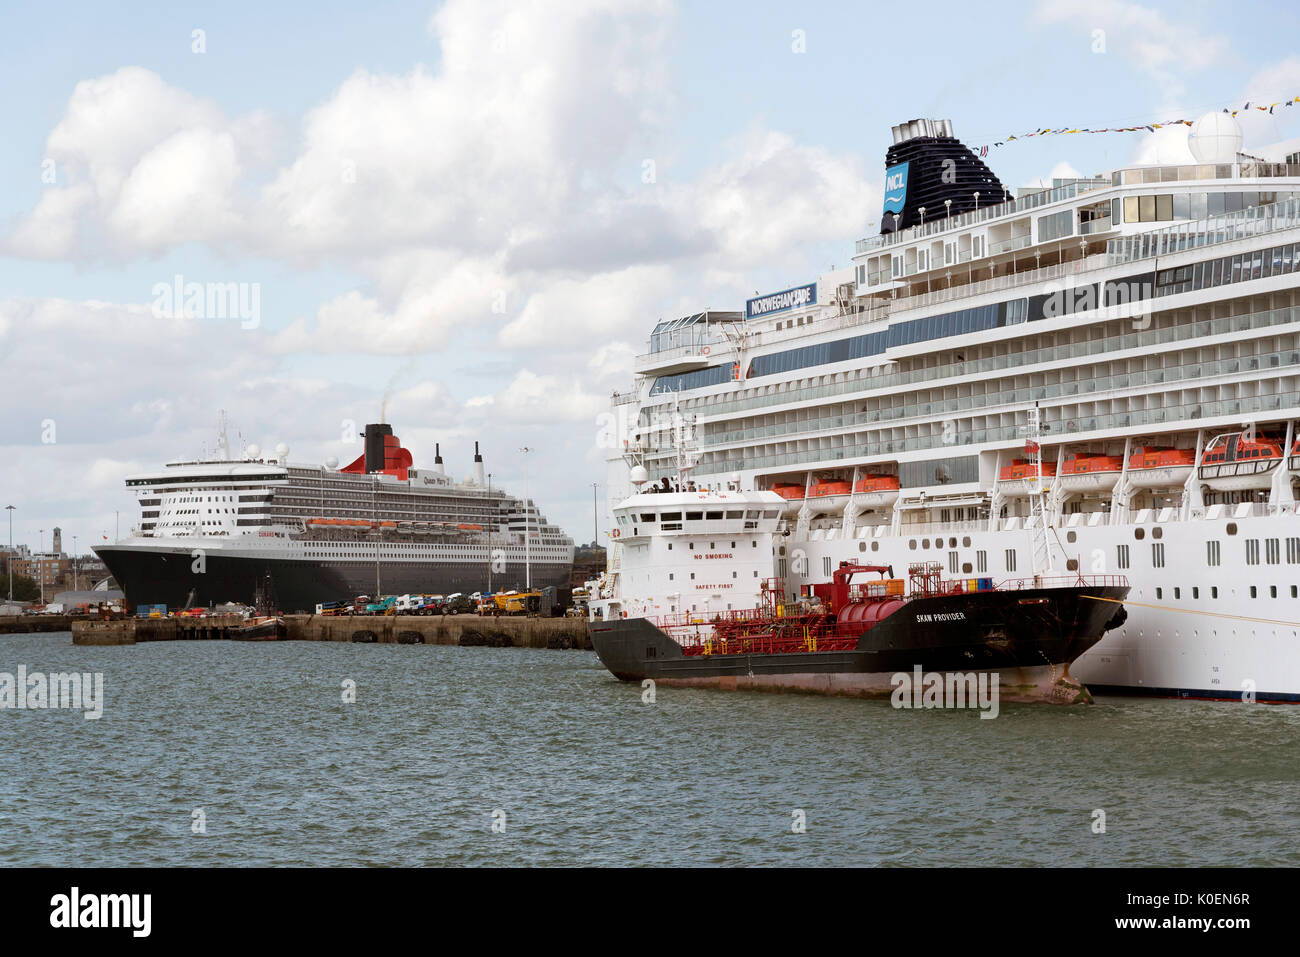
<box><xmin>1</xmin><ymin>631</ymin><xmax>1297</xmax><ymax>867</ymax></box>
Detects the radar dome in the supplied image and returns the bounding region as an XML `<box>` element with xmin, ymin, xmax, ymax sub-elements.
<box><xmin>325</xmin><ymin>456</ymin><xmax>339</xmax><ymax>470</ymax></box>
<box><xmin>246</xmin><ymin>443</ymin><xmax>261</xmax><ymax>460</ymax></box>
<box><xmin>730</xmin><ymin>472</ymin><xmax>742</xmax><ymax>486</ymax></box>
<box><xmin>630</xmin><ymin>465</ymin><xmax>649</xmax><ymax>486</ymax></box>
<box><xmin>1188</xmin><ymin>112</ymin><xmax>1243</xmax><ymax>164</ymax></box>
<box><xmin>275</xmin><ymin>442</ymin><xmax>289</xmax><ymax>459</ymax></box>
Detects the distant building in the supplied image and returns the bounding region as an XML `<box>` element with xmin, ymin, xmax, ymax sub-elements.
<box><xmin>53</xmin><ymin>589</ymin><xmax>124</xmax><ymax>607</ymax></box>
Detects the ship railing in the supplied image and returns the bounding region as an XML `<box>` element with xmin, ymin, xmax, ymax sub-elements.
<box><xmin>993</xmin><ymin>574</ymin><xmax>1129</xmax><ymax>591</ymax></box>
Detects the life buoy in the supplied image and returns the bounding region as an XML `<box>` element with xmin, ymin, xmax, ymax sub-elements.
<box><xmin>611</xmin><ymin>528</ymin><xmax>620</xmax><ymax>538</ymax></box>
<box><xmin>701</xmin><ymin>346</ymin><xmax>710</xmax><ymax>355</ymax></box>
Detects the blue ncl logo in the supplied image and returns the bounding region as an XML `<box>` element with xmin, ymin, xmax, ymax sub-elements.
<box><xmin>882</xmin><ymin>161</ymin><xmax>909</xmax><ymax>216</ymax></box>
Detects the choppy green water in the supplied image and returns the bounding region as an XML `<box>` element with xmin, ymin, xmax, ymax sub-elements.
<box><xmin>1</xmin><ymin>631</ymin><xmax>1296</xmax><ymax>866</ymax></box>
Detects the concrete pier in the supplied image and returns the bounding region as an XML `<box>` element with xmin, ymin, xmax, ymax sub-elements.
<box><xmin>71</xmin><ymin>614</ymin><xmax>591</xmax><ymax>649</ymax></box>
<box><xmin>1</xmin><ymin>614</ymin><xmax>76</xmax><ymax>635</ymax></box>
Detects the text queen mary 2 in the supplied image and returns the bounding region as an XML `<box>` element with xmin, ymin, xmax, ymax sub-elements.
<box><xmin>587</xmin><ymin>411</ymin><xmax>1130</xmax><ymax>704</ymax></box>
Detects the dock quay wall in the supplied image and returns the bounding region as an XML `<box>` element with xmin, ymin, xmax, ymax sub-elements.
<box><xmin>70</xmin><ymin>614</ymin><xmax>591</xmax><ymax>649</ymax></box>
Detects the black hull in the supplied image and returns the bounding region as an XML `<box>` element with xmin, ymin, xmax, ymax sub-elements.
<box><xmin>94</xmin><ymin>545</ymin><xmax>572</xmax><ymax>614</ymax></box>
<box><xmin>590</xmin><ymin>585</ymin><xmax>1128</xmax><ymax>702</ymax></box>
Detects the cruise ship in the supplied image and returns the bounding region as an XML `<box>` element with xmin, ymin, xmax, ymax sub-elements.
<box><xmin>96</xmin><ymin>420</ymin><xmax>574</xmax><ymax>612</ymax></box>
<box><xmin>601</xmin><ymin>114</ymin><xmax>1300</xmax><ymax>702</ymax></box>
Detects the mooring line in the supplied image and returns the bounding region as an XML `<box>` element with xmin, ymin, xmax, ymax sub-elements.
<box><xmin>1082</xmin><ymin>594</ymin><xmax>1300</xmax><ymax>628</ymax></box>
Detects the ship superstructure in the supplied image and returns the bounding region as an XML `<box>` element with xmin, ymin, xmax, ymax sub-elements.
<box><xmin>96</xmin><ymin>421</ymin><xmax>574</xmax><ymax>611</ymax></box>
<box><xmin>605</xmin><ymin>114</ymin><xmax>1300</xmax><ymax>701</ymax></box>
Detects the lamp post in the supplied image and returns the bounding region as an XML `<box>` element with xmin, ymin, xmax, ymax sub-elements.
<box><xmin>39</xmin><ymin>528</ymin><xmax>44</xmax><ymax>603</ymax></box>
<box><xmin>591</xmin><ymin>482</ymin><xmax>599</xmax><ymax>546</ymax></box>
<box><xmin>973</xmin><ymin>191</ymin><xmax>980</xmax><ymax>212</ymax></box>
<box><xmin>945</xmin><ymin>198</ymin><xmax>952</xmax><ymax>221</ymax></box>
<box><xmin>486</xmin><ymin>472</ymin><xmax>493</xmax><ymax>594</ymax></box>
<box><xmin>519</xmin><ymin>447</ymin><xmax>533</xmax><ymax>590</ymax></box>
<box><xmin>72</xmin><ymin>535</ymin><xmax>77</xmax><ymax>591</ymax></box>
<box><xmin>5</xmin><ymin>505</ymin><xmax>13</xmax><ymax>602</ymax></box>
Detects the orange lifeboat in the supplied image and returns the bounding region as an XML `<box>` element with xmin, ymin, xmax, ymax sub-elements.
<box><xmin>851</xmin><ymin>474</ymin><xmax>900</xmax><ymax>506</ymax></box>
<box><xmin>809</xmin><ymin>480</ymin><xmax>851</xmax><ymax>498</ymax></box>
<box><xmin>1058</xmin><ymin>453</ymin><xmax>1123</xmax><ymax>492</ymax></box>
<box><xmin>1198</xmin><ymin>432</ymin><xmax>1284</xmax><ymax>491</ymax></box>
<box><xmin>1126</xmin><ymin>447</ymin><xmax>1196</xmax><ymax>488</ymax></box>
<box><xmin>998</xmin><ymin>459</ymin><xmax>1057</xmax><ymax>482</ymax></box>
<box><xmin>772</xmin><ymin>483</ymin><xmax>805</xmax><ymax>500</ymax></box>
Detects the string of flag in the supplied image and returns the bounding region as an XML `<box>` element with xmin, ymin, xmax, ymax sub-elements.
<box><xmin>972</xmin><ymin>95</ymin><xmax>1300</xmax><ymax>157</ymax></box>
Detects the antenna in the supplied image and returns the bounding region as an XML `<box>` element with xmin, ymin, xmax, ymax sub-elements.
<box><xmin>217</xmin><ymin>409</ymin><xmax>230</xmax><ymax>461</ymax></box>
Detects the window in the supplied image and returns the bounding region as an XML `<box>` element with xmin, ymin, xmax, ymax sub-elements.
<box><xmin>823</xmin><ymin>557</ymin><xmax>832</xmax><ymax>576</ymax></box>
<box><xmin>1005</xmin><ymin>549</ymin><xmax>1017</xmax><ymax>572</ymax></box>
<box><xmin>1267</xmin><ymin>539</ymin><xmax>1280</xmax><ymax>564</ymax></box>
<box><xmin>976</xmin><ymin>550</ymin><xmax>987</xmax><ymax>573</ymax></box>
<box><xmin>1246</xmin><ymin>540</ymin><xmax>1260</xmax><ymax>565</ymax></box>
<box><xmin>1152</xmin><ymin>543</ymin><xmax>1165</xmax><ymax>568</ymax></box>
<box><xmin>1117</xmin><ymin>544</ymin><xmax>1130</xmax><ymax>569</ymax></box>
<box><xmin>948</xmin><ymin>551</ymin><xmax>959</xmax><ymax>573</ymax></box>
<box><xmin>1207</xmin><ymin>541</ymin><xmax>1220</xmax><ymax>566</ymax></box>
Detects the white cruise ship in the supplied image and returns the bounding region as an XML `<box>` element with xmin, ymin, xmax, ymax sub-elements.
<box><xmin>96</xmin><ymin>420</ymin><xmax>574</xmax><ymax>612</ymax></box>
<box><xmin>602</xmin><ymin>115</ymin><xmax>1300</xmax><ymax>702</ymax></box>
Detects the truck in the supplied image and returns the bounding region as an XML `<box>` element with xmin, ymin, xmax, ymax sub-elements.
<box><xmin>315</xmin><ymin>600</ymin><xmax>345</xmax><ymax>616</ymax></box>
<box><xmin>365</xmin><ymin>596</ymin><xmax>397</xmax><ymax>616</ymax></box>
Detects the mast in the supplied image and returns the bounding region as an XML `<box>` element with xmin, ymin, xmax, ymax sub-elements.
<box><xmin>217</xmin><ymin>410</ymin><xmax>230</xmax><ymax>461</ymax></box>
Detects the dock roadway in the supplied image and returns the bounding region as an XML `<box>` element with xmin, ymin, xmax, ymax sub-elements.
<box><xmin>70</xmin><ymin>614</ymin><xmax>591</xmax><ymax>649</ymax></box>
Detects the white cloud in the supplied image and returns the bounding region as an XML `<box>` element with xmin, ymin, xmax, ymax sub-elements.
<box><xmin>0</xmin><ymin>0</ymin><xmax>886</xmax><ymax>541</ymax></box>
<box><xmin>1032</xmin><ymin>0</ymin><xmax>1231</xmax><ymax>109</ymax></box>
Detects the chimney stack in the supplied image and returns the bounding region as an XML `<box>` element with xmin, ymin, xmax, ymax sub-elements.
<box><xmin>434</xmin><ymin>442</ymin><xmax>445</xmax><ymax>475</ymax></box>
<box><xmin>473</xmin><ymin>442</ymin><xmax>485</xmax><ymax>487</ymax></box>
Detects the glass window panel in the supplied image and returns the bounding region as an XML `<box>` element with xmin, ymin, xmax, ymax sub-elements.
<box><xmin>1139</xmin><ymin>195</ymin><xmax>1156</xmax><ymax>221</ymax></box>
<box><xmin>1156</xmin><ymin>195</ymin><xmax>1173</xmax><ymax>220</ymax></box>
<box><xmin>1124</xmin><ymin>196</ymin><xmax>1139</xmax><ymax>222</ymax></box>
<box><xmin>1191</xmin><ymin>192</ymin><xmax>1207</xmax><ymax>220</ymax></box>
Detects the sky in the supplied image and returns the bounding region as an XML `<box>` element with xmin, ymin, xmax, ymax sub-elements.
<box><xmin>3</xmin><ymin>0</ymin><xmax>1300</xmax><ymax>554</ymax></box>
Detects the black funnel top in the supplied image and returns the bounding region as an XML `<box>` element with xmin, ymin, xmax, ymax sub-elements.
<box><xmin>364</xmin><ymin>423</ymin><xmax>392</xmax><ymax>474</ymax></box>
<box><xmin>880</xmin><ymin>118</ymin><xmax>1008</xmax><ymax>235</ymax></box>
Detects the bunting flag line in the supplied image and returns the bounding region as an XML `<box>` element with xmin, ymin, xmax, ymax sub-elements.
<box><xmin>974</xmin><ymin>95</ymin><xmax>1300</xmax><ymax>156</ymax></box>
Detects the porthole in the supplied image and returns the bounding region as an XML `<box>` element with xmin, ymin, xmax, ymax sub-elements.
<box><xmin>858</xmin><ymin>542</ymin><xmax>866</xmax><ymax>552</ymax></box>
<box><xmin>922</xmin><ymin>539</ymin><xmax>930</xmax><ymax>549</ymax></box>
<box><xmin>1066</xmin><ymin>559</ymin><xmax>1079</xmax><ymax>571</ymax></box>
<box><xmin>934</xmin><ymin>538</ymin><xmax>943</xmax><ymax>548</ymax></box>
<box><xmin>1066</xmin><ymin>531</ymin><xmax>1077</xmax><ymax>543</ymax></box>
<box><xmin>1152</xmin><ymin>527</ymin><xmax>1162</xmax><ymax>540</ymax></box>
<box><xmin>909</xmin><ymin>540</ymin><xmax>917</xmax><ymax>550</ymax></box>
<box><xmin>872</xmin><ymin>541</ymin><xmax>880</xmax><ymax>552</ymax></box>
<box><xmin>1226</xmin><ymin>522</ymin><xmax>1238</xmax><ymax>535</ymax></box>
<box><xmin>1134</xmin><ymin>528</ymin><xmax>1145</xmax><ymax>540</ymax></box>
<box><xmin>962</xmin><ymin>536</ymin><xmax>971</xmax><ymax>547</ymax></box>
